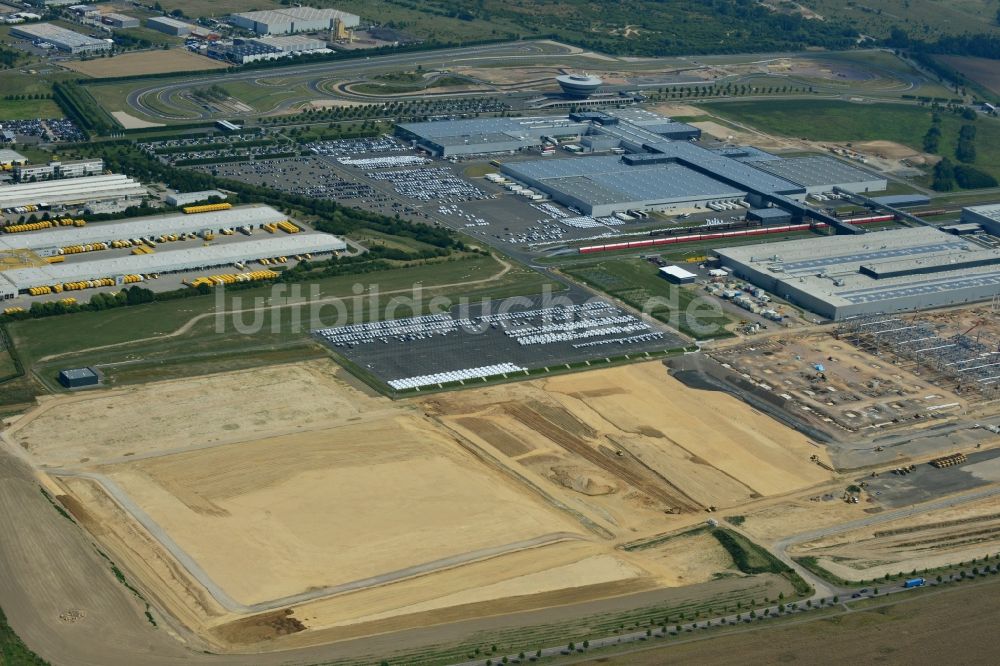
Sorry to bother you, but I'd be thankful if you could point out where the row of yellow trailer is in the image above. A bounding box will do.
[26,274,146,296]
[186,269,279,288]
[262,220,301,235]
[3,297,75,314]
[182,203,232,214]
[2,218,85,234]
[61,242,108,255]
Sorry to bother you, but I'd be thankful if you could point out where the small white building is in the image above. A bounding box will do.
[165,190,228,207]
[659,265,697,284]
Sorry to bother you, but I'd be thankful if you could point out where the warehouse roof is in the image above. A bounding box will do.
[60,367,97,380]
[103,13,137,22]
[0,174,147,209]
[871,194,931,208]
[503,156,743,207]
[0,206,286,252]
[641,139,804,196]
[147,16,192,28]
[716,227,1000,309]
[964,203,1000,223]
[232,7,360,26]
[601,107,700,137]
[250,35,325,50]
[711,146,782,163]
[10,22,107,48]
[749,207,792,219]
[399,116,587,142]
[0,233,345,291]
[659,265,697,280]
[0,149,28,164]
[165,190,227,206]
[748,155,885,188]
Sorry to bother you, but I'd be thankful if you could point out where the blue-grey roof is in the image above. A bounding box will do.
[397,117,587,141]
[503,156,743,206]
[776,240,970,276]
[711,146,782,163]
[60,367,97,380]
[871,194,930,207]
[749,155,885,188]
[749,208,792,219]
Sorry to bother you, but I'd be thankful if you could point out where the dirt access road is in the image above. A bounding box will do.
[0,441,790,666]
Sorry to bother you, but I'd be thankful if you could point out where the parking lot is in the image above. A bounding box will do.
[860,448,1000,508]
[187,134,779,257]
[140,132,294,166]
[0,118,85,143]
[314,288,685,389]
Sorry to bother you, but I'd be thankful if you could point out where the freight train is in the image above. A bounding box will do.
[577,214,895,254]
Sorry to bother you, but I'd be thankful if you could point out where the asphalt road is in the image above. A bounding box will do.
[447,484,1000,666]
[125,41,574,120]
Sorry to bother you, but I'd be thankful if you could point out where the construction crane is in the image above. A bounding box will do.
[955,319,988,342]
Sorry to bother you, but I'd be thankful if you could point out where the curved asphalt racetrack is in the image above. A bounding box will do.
[125,41,575,120]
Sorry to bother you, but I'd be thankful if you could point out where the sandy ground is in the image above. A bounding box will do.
[14,360,831,649]
[101,415,584,607]
[737,498,867,543]
[851,140,921,160]
[9,362,382,467]
[688,120,797,151]
[430,362,831,527]
[62,50,227,78]
[789,496,1000,580]
[648,103,706,118]
[714,332,967,437]
[111,111,165,129]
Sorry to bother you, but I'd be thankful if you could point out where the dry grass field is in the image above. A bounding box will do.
[62,50,228,78]
[588,577,1000,665]
[936,55,1000,96]
[6,359,833,649]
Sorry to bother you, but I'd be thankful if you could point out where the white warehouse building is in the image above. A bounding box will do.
[0,206,288,254]
[0,206,346,299]
[0,174,147,211]
[230,7,359,35]
[0,235,345,300]
[10,22,111,54]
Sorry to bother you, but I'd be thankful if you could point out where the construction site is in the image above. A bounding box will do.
[836,306,1000,404]
[787,492,1000,581]
[3,359,831,650]
[709,331,972,439]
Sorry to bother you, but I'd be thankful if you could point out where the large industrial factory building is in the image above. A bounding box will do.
[503,156,746,217]
[0,174,147,211]
[229,7,359,35]
[716,227,1000,320]
[10,23,111,54]
[0,206,346,300]
[962,203,1000,236]
[397,109,885,222]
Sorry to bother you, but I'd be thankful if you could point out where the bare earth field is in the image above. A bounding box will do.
[4,359,832,652]
[62,50,228,78]
[111,111,165,129]
[935,55,1000,96]
[789,495,1000,580]
[712,332,967,438]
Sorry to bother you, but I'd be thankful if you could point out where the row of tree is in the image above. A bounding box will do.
[932,158,998,191]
